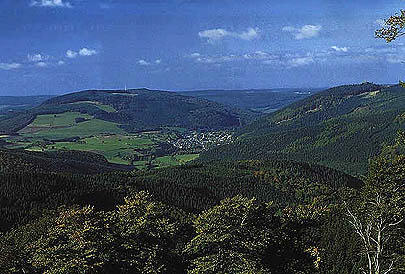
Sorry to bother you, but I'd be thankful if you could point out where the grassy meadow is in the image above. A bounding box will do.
[4,111,200,168]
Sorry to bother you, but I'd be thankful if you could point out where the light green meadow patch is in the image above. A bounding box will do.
[43,135,155,164]
[174,154,199,163]
[155,153,199,167]
[70,101,117,113]
[51,135,153,152]
[155,156,179,166]
[24,119,125,139]
[30,112,93,127]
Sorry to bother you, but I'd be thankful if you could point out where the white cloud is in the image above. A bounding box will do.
[0,63,21,70]
[28,53,47,62]
[36,62,48,67]
[238,28,260,40]
[66,50,78,58]
[66,48,97,59]
[138,60,150,66]
[288,56,315,67]
[189,51,281,65]
[282,25,322,40]
[79,48,97,56]
[196,55,240,64]
[30,0,72,8]
[198,27,259,42]
[58,60,65,65]
[331,46,349,52]
[155,59,162,64]
[199,29,228,41]
[243,51,275,60]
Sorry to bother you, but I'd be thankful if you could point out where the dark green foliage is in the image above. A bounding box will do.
[0,147,361,232]
[106,191,192,273]
[126,160,361,213]
[185,196,316,273]
[0,149,133,231]
[200,83,405,175]
[0,194,192,274]
[0,193,323,273]
[0,113,35,133]
[0,149,132,174]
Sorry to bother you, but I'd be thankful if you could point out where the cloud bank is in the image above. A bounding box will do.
[0,63,21,70]
[30,0,73,8]
[199,27,259,43]
[66,48,97,58]
[282,25,322,40]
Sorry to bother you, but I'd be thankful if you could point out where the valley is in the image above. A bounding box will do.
[1,2,405,273]
[1,110,232,169]
[0,89,254,169]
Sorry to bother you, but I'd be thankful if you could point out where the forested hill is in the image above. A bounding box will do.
[0,148,367,273]
[0,89,257,134]
[0,149,133,174]
[200,83,405,175]
[0,146,361,232]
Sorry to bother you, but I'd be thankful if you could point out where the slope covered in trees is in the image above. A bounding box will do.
[0,145,370,273]
[1,144,403,273]
[0,147,361,232]
[200,83,405,175]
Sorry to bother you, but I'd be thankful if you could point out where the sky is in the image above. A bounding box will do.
[0,0,404,96]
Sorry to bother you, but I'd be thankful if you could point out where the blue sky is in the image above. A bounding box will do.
[0,0,404,95]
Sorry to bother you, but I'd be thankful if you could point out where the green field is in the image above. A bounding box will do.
[44,135,153,163]
[21,133,199,167]
[2,111,203,168]
[155,154,199,167]
[69,101,117,113]
[19,112,124,139]
[6,112,198,168]
[30,112,93,127]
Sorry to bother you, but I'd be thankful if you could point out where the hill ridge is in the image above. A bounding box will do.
[200,82,405,175]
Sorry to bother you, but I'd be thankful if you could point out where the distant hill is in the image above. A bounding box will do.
[178,88,323,112]
[200,83,405,175]
[0,95,54,114]
[0,89,257,134]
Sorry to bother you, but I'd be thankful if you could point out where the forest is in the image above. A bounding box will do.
[0,131,404,273]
